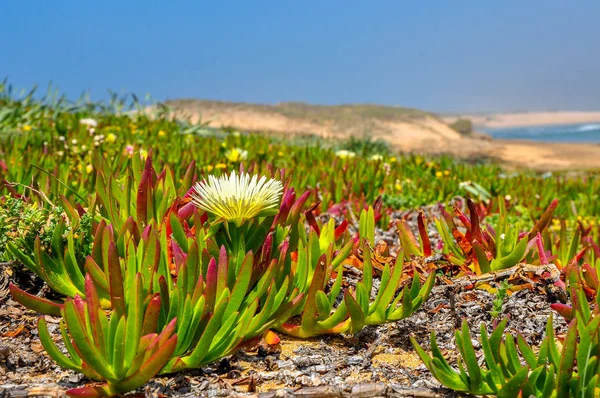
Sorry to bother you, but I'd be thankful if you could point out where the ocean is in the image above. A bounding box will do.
[483,123,600,143]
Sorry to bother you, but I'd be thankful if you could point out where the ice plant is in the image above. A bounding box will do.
[279,208,434,338]
[412,314,600,397]
[190,171,283,222]
[37,273,178,398]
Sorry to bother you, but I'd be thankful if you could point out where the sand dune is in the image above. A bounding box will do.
[164,100,600,171]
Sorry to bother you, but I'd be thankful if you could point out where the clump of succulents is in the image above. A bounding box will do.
[8,162,435,396]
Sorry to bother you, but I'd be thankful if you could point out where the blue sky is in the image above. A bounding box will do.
[2,1,600,112]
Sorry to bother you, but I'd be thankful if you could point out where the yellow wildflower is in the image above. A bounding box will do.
[106,133,117,144]
[435,171,443,178]
[22,125,32,132]
[86,164,93,174]
[205,165,214,172]
[158,130,166,137]
[225,148,248,162]
[443,170,450,176]
[215,163,227,170]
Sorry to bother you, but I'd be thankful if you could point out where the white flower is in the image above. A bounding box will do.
[191,172,283,221]
[335,149,356,159]
[500,233,506,240]
[370,154,383,161]
[79,118,98,128]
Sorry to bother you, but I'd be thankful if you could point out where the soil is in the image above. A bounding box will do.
[0,206,569,397]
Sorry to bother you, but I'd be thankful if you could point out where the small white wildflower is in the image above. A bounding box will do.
[335,149,356,159]
[191,171,283,221]
[504,195,512,201]
[370,154,383,161]
[383,162,391,174]
[500,233,506,240]
[58,136,65,142]
[79,118,98,128]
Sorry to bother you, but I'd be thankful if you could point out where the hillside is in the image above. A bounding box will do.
[164,100,464,152]
[163,99,600,171]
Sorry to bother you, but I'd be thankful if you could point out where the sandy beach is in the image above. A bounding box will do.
[444,111,600,129]
[416,137,600,171]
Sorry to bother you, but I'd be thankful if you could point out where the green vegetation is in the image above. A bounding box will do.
[490,279,510,319]
[1,82,600,397]
[449,117,474,135]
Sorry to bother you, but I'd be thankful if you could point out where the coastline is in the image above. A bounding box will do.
[401,137,600,172]
[162,101,600,171]
[443,111,600,129]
